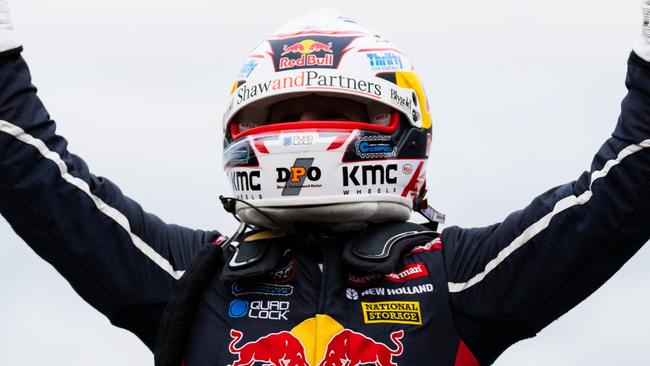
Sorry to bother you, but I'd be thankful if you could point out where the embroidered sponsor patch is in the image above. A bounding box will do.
[385,263,429,283]
[407,238,442,256]
[361,301,422,325]
[262,259,296,283]
[347,262,429,287]
[231,282,294,296]
[346,284,436,300]
[228,300,290,320]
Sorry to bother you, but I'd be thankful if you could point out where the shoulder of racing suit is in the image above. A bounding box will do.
[153,222,439,366]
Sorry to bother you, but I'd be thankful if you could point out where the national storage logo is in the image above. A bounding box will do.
[361,301,422,325]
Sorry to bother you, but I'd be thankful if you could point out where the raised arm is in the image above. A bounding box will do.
[441,3,650,364]
[0,2,217,349]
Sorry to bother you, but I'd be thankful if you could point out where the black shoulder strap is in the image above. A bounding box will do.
[154,230,288,366]
[219,230,287,282]
[154,243,224,366]
[343,221,439,274]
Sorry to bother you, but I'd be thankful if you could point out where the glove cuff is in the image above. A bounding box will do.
[0,1,21,54]
[634,1,650,62]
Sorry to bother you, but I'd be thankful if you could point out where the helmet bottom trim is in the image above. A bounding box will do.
[235,200,412,230]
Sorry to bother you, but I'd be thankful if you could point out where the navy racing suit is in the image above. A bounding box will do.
[1,45,649,366]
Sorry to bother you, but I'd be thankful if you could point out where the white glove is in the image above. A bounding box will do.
[634,0,650,62]
[0,0,20,53]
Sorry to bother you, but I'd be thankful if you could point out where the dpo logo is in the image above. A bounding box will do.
[277,158,322,196]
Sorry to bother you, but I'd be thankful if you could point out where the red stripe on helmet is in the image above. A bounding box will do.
[253,139,269,154]
[401,161,424,198]
[327,134,352,151]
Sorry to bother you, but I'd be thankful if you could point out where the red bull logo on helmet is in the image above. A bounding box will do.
[279,39,334,70]
[268,36,358,72]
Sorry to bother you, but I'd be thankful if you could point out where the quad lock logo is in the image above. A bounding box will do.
[283,134,314,147]
[228,299,290,320]
[277,158,322,196]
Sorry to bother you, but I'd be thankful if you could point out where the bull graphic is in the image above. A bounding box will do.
[317,329,404,366]
[229,329,310,366]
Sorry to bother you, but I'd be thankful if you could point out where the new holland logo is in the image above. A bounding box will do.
[361,301,422,325]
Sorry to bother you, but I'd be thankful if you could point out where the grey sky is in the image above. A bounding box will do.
[1,0,648,364]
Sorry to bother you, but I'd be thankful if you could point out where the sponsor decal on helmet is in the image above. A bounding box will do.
[390,89,415,110]
[354,135,396,159]
[238,59,258,78]
[365,52,404,71]
[234,70,382,107]
[228,300,291,320]
[269,36,358,72]
[224,142,258,168]
[346,283,436,300]
[342,164,398,194]
[283,134,314,147]
[277,158,323,196]
[361,301,422,325]
[231,171,262,191]
[230,170,263,200]
[231,282,294,297]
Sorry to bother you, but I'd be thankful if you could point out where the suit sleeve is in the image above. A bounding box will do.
[441,52,650,365]
[0,48,219,350]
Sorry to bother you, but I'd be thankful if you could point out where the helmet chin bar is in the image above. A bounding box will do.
[235,199,412,232]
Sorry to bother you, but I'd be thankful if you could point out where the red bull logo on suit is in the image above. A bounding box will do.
[228,316,406,366]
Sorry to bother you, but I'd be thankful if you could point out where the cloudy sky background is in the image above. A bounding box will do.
[1,0,649,364]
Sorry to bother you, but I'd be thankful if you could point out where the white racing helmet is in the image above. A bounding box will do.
[222,9,434,229]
